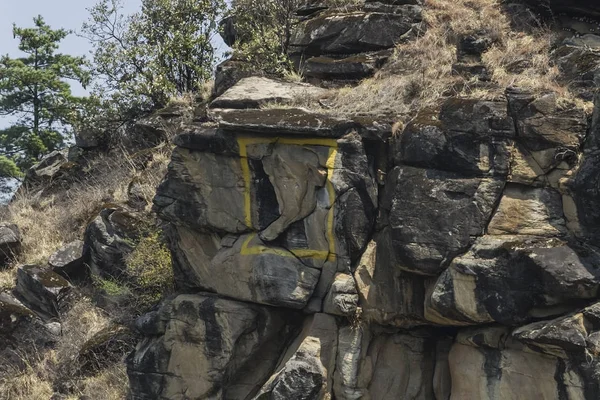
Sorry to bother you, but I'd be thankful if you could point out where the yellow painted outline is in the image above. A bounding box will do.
[237,136,338,261]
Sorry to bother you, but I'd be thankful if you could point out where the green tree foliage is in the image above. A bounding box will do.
[82,0,226,114]
[228,0,302,75]
[0,16,90,176]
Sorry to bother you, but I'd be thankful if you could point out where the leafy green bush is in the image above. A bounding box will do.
[228,0,301,75]
[82,0,225,118]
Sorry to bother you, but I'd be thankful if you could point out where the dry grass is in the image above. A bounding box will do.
[0,297,129,400]
[304,0,592,118]
[68,363,129,400]
[0,364,53,400]
[4,146,171,268]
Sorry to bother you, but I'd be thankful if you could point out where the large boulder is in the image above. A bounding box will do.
[83,207,144,278]
[303,51,392,81]
[210,77,325,109]
[520,0,600,19]
[571,85,600,239]
[487,185,566,236]
[289,5,422,57]
[48,240,88,281]
[127,294,301,400]
[506,88,586,174]
[384,166,504,276]
[397,98,515,176]
[426,236,600,326]
[14,265,72,320]
[0,292,35,334]
[254,314,338,399]
[213,59,255,98]
[448,341,591,399]
[0,223,21,266]
[24,150,68,184]
[353,230,428,328]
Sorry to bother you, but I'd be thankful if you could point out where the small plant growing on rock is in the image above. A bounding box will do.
[126,229,174,306]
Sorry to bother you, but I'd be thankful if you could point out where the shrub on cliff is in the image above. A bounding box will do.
[126,230,174,305]
[82,0,225,117]
[227,0,301,75]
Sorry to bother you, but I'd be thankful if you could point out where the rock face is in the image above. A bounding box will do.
[210,77,325,109]
[289,3,423,81]
[14,265,72,320]
[128,5,600,400]
[128,294,301,400]
[83,207,143,278]
[0,223,21,266]
[48,240,87,280]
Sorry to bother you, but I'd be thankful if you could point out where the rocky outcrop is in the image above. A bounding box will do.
[25,150,68,184]
[83,207,143,278]
[127,3,600,399]
[210,77,325,109]
[14,265,72,320]
[289,2,423,81]
[521,0,600,18]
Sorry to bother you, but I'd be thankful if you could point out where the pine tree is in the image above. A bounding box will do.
[0,16,90,177]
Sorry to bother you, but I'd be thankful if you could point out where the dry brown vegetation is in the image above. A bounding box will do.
[5,145,171,266]
[298,0,593,118]
[0,298,128,400]
[0,121,175,400]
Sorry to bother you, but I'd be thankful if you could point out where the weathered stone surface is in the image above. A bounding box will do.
[219,15,236,47]
[254,313,337,399]
[213,59,255,98]
[0,292,35,334]
[0,223,21,267]
[168,229,321,309]
[426,235,600,326]
[154,147,248,234]
[83,208,142,278]
[25,150,68,183]
[289,6,422,57]
[521,0,600,19]
[49,240,87,280]
[571,89,600,240]
[398,99,514,175]
[488,184,566,236]
[384,166,504,275]
[448,342,590,399]
[354,231,428,327]
[362,332,439,400]
[210,77,325,109]
[157,124,377,310]
[303,51,391,81]
[212,107,359,138]
[323,273,358,316]
[507,88,586,173]
[14,265,72,320]
[553,38,600,99]
[331,327,443,400]
[128,294,300,400]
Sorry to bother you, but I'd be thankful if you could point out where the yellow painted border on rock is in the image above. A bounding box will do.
[237,136,338,262]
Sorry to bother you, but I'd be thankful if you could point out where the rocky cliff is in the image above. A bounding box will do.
[122,0,600,399]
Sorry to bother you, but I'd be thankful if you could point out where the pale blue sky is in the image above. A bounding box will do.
[0,0,143,95]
